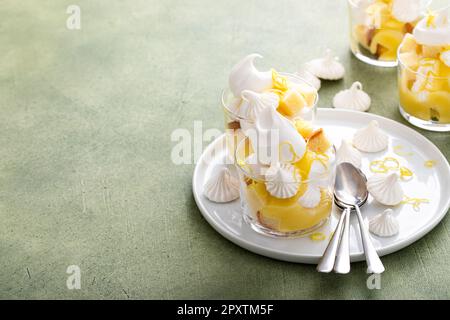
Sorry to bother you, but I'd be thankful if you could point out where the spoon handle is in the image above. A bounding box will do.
[334,207,350,274]
[354,205,385,274]
[317,207,349,273]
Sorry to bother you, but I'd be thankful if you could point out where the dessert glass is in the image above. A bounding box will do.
[398,42,450,132]
[221,73,319,161]
[235,137,336,238]
[348,0,430,67]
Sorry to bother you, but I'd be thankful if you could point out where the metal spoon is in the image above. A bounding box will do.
[334,163,385,274]
[317,162,365,273]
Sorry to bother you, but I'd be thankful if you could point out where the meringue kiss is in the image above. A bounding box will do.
[336,140,362,168]
[353,120,389,153]
[228,54,273,97]
[333,81,371,112]
[265,163,301,199]
[305,49,345,80]
[367,173,404,206]
[369,209,400,237]
[204,167,240,203]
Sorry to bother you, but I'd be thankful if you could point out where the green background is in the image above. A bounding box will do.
[1,0,449,299]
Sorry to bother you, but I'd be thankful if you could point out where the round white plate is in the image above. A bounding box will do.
[192,109,450,264]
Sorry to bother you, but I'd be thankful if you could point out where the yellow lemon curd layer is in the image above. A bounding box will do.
[399,36,450,123]
[243,147,332,233]
[245,181,332,233]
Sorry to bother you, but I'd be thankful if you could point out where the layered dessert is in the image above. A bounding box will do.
[235,106,335,237]
[398,8,450,129]
[222,54,318,156]
[349,0,428,66]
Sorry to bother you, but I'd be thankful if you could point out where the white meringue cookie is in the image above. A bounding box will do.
[295,68,321,90]
[369,209,400,237]
[353,120,389,153]
[204,167,240,203]
[265,163,301,199]
[332,82,371,112]
[392,0,421,23]
[367,173,404,206]
[336,140,362,169]
[413,8,450,46]
[228,54,273,97]
[239,90,279,121]
[249,106,306,165]
[305,49,345,80]
[298,160,327,208]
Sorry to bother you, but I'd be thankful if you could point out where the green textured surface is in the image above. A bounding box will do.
[1,0,449,299]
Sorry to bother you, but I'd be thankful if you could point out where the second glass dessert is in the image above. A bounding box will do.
[348,0,431,67]
[398,8,450,131]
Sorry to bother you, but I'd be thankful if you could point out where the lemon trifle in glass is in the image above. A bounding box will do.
[235,105,335,237]
[398,8,450,131]
[222,54,319,159]
[349,0,431,67]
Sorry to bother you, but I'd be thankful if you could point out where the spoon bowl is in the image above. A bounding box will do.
[334,162,368,207]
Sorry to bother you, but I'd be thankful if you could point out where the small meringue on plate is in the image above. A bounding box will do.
[369,209,400,237]
[336,140,362,168]
[367,173,404,206]
[305,49,345,80]
[295,68,321,90]
[353,120,389,153]
[265,163,301,199]
[204,166,240,203]
[333,81,371,112]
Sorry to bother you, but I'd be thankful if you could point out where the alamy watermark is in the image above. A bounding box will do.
[66,265,81,290]
[66,5,81,30]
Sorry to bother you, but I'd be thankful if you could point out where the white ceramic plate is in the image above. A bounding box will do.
[192,109,450,264]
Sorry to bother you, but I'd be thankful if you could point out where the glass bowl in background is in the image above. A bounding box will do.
[235,137,336,238]
[348,0,431,67]
[398,43,450,132]
[221,72,318,161]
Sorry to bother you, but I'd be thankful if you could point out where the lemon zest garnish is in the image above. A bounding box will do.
[382,157,400,170]
[399,166,413,181]
[370,160,389,173]
[279,140,301,163]
[370,157,414,180]
[401,196,430,212]
[426,10,436,28]
[393,145,414,157]
[424,160,436,168]
[272,70,289,92]
[310,232,327,241]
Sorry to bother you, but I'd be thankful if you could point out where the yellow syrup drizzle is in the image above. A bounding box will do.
[393,145,414,157]
[401,196,430,212]
[424,160,436,168]
[310,232,327,241]
[369,157,414,180]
